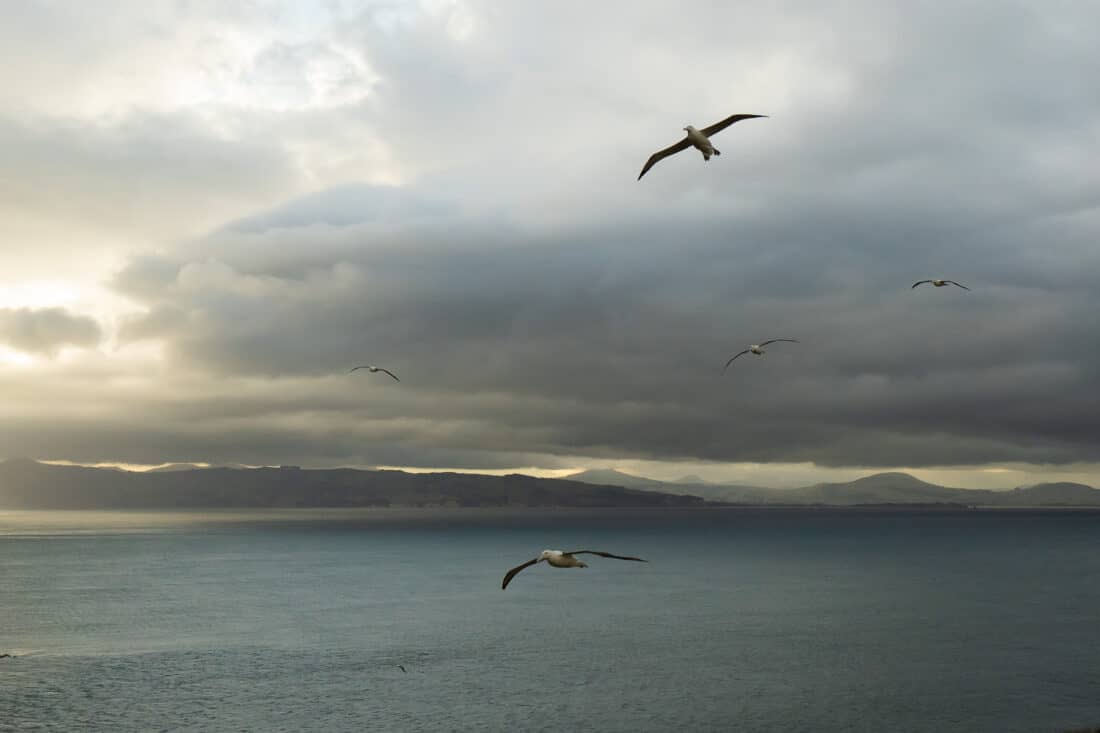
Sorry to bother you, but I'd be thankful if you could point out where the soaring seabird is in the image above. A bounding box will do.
[912,279,970,291]
[637,113,767,180]
[349,365,400,381]
[397,665,407,674]
[723,339,799,373]
[501,549,647,590]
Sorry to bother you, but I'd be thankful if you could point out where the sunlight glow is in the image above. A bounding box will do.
[0,282,80,310]
[0,347,36,367]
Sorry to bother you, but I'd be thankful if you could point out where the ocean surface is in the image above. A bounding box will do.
[1,508,1098,732]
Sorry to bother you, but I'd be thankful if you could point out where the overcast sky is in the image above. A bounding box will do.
[2,1,1099,488]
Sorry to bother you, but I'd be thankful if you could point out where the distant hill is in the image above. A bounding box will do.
[1000,482,1100,506]
[567,468,1100,507]
[565,469,667,491]
[782,472,997,505]
[0,459,705,510]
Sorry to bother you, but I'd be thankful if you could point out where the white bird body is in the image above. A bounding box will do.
[749,344,764,355]
[540,549,587,568]
[683,125,717,160]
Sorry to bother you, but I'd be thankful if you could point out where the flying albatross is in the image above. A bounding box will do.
[912,279,970,291]
[349,365,400,381]
[723,339,799,373]
[501,549,647,590]
[637,113,767,180]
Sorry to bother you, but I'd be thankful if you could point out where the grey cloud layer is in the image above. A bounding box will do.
[4,1,1100,469]
[0,308,101,355]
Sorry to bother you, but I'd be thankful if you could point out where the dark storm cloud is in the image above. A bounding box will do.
[0,307,101,355]
[110,171,1100,469]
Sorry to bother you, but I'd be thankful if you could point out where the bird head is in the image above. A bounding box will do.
[537,550,554,562]
[683,125,694,132]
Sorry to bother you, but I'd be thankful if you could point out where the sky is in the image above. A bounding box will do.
[2,0,1099,489]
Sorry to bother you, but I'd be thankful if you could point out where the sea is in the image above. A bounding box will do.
[1,507,1098,732]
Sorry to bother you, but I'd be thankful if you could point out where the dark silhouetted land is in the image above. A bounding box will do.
[0,459,704,510]
[566,469,1100,507]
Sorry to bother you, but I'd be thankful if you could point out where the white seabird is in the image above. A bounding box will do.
[912,279,970,291]
[349,365,400,382]
[501,549,647,590]
[637,113,767,180]
[723,339,799,373]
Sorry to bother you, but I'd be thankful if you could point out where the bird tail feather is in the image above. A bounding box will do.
[713,148,721,156]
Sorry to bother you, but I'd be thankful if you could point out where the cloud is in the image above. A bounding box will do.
[0,307,101,356]
[2,1,1100,478]
[0,114,300,238]
[106,172,1100,469]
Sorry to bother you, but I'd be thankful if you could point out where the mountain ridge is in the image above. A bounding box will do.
[0,459,705,510]
[564,469,1100,506]
[3,460,1097,509]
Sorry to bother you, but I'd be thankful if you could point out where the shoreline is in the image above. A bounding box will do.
[3,504,1100,525]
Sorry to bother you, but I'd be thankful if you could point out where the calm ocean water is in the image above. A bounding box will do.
[1,508,1098,732]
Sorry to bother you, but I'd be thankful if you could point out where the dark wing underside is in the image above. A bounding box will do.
[758,339,798,347]
[722,350,751,373]
[566,550,648,562]
[501,558,539,590]
[911,280,932,289]
[378,368,401,381]
[945,280,970,290]
[637,137,692,180]
[700,113,767,138]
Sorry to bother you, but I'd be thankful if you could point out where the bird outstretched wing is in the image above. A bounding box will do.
[637,137,692,180]
[501,558,540,590]
[722,350,751,373]
[759,339,798,347]
[566,550,647,562]
[945,280,970,290]
[700,113,767,138]
[911,280,932,289]
[377,368,400,382]
[349,365,370,372]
